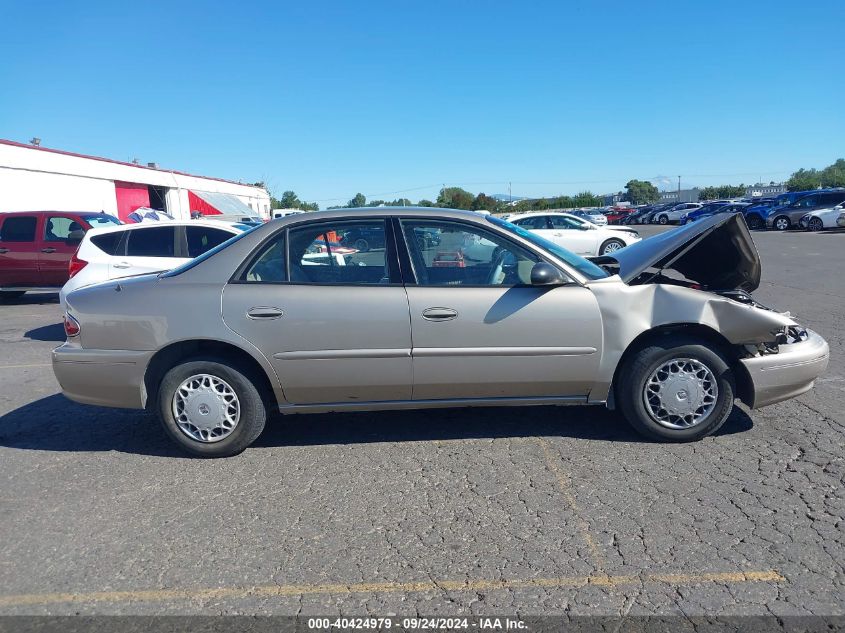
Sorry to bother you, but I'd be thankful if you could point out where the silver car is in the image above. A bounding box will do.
[54,208,829,457]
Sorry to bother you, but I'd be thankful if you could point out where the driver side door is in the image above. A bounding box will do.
[399,219,603,400]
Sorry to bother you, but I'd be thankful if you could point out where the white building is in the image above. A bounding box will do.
[0,139,271,222]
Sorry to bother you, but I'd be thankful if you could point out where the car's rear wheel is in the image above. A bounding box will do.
[158,358,266,457]
[0,291,26,301]
[354,238,370,252]
[773,215,790,231]
[657,215,668,225]
[599,238,626,255]
[617,336,735,442]
[808,217,824,232]
[746,214,763,230]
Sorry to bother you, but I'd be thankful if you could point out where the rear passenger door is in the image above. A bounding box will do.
[110,225,183,278]
[184,225,237,258]
[39,214,87,286]
[0,215,40,287]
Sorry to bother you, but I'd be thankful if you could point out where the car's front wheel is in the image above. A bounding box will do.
[599,238,626,255]
[773,215,790,231]
[657,215,668,225]
[617,336,735,442]
[808,217,824,232]
[158,358,267,457]
[745,214,763,230]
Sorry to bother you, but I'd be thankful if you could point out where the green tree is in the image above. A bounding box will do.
[787,168,822,191]
[417,199,435,207]
[471,192,499,212]
[623,180,660,205]
[820,159,845,188]
[278,190,302,208]
[572,191,603,207]
[347,193,367,208]
[387,198,413,206]
[436,187,474,210]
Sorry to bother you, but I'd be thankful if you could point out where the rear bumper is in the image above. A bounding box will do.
[739,329,829,409]
[52,344,153,409]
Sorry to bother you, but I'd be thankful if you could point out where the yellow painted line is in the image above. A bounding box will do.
[535,437,605,570]
[0,571,784,607]
[0,363,52,369]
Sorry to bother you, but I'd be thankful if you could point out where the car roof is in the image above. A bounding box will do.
[82,219,243,237]
[503,211,579,219]
[0,210,115,217]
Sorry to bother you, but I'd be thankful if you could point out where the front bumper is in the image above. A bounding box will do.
[739,329,829,409]
[52,344,153,409]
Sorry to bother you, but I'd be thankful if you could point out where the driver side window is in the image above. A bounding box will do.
[400,220,538,287]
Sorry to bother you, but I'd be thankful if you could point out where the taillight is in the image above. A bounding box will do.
[68,253,88,279]
[63,314,81,338]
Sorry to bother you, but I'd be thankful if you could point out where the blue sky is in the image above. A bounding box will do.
[1,0,843,205]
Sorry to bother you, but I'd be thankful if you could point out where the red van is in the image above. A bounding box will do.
[0,211,121,300]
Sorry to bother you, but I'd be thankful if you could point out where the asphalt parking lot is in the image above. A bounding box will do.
[0,225,842,616]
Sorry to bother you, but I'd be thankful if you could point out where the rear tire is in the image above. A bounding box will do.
[808,217,824,232]
[354,238,370,252]
[616,336,735,442]
[773,215,790,231]
[157,358,267,457]
[746,214,763,230]
[0,291,26,301]
[657,215,668,225]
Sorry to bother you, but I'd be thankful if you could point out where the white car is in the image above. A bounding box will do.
[799,204,845,231]
[505,212,641,255]
[60,220,245,308]
[653,203,702,225]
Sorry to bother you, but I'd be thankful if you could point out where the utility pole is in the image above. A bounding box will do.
[678,175,681,201]
[509,182,512,204]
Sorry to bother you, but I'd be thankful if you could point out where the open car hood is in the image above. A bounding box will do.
[593,213,761,292]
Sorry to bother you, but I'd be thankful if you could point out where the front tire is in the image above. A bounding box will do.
[773,215,790,231]
[158,358,267,457]
[616,336,735,442]
[354,238,370,252]
[657,214,668,225]
[808,217,824,232]
[599,238,626,255]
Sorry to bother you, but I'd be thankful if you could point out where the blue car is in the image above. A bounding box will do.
[743,191,815,230]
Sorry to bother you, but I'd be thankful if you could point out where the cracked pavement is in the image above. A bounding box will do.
[0,226,842,615]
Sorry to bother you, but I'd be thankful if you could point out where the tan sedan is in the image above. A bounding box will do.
[54,208,829,457]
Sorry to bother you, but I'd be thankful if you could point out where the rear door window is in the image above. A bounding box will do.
[90,231,123,255]
[125,226,177,257]
[186,226,236,258]
[0,216,37,242]
[43,216,82,242]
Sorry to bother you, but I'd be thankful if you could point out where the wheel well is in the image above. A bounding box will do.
[144,340,277,411]
[609,323,753,407]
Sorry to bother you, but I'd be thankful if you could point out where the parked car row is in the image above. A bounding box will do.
[620,188,845,232]
[0,210,252,302]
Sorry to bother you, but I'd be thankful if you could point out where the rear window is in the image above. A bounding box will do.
[0,216,37,242]
[186,226,236,258]
[125,226,176,257]
[90,232,123,255]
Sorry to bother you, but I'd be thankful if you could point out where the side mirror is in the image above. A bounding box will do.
[530,262,565,286]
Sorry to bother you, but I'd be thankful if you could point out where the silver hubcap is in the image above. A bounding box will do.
[602,241,623,254]
[643,358,718,430]
[172,374,240,443]
[776,218,788,230]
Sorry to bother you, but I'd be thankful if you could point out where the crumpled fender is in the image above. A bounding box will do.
[585,277,796,403]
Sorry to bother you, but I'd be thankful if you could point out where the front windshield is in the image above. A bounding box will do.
[486,215,608,280]
[161,226,258,278]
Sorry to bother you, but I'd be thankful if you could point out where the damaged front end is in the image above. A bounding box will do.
[586,213,829,409]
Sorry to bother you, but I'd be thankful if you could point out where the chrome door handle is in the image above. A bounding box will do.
[247,306,284,320]
[422,307,458,321]
[113,262,131,269]
[41,247,56,253]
